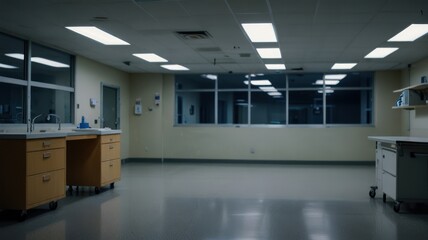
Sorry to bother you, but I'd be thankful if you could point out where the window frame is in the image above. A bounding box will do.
[174,73,374,128]
[0,32,75,128]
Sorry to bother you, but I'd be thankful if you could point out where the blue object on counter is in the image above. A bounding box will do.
[79,116,90,129]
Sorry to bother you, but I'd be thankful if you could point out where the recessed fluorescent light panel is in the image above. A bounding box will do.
[245,73,265,79]
[244,80,272,86]
[31,57,69,68]
[5,53,24,60]
[365,47,398,58]
[265,64,286,70]
[268,92,282,96]
[331,63,356,70]
[318,87,334,94]
[324,74,347,80]
[161,64,189,71]
[259,86,277,92]
[133,53,168,62]
[201,74,217,80]
[241,23,277,43]
[66,26,130,45]
[5,53,68,68]
[388,24,428,42]
[315,80,340,85]
[256,48,281,59]
[0,63,18,69]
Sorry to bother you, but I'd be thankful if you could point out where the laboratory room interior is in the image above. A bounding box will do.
[1,0,428,239]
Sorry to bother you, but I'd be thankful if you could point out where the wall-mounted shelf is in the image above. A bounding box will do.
[393,83,428,110]
[393,83,428,93]
[392,105,427,110]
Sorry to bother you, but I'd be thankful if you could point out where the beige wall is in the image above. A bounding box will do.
[129,71,402,161]
[404,57,428,137]
[75,56,130,159]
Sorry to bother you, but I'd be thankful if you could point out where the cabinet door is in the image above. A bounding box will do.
[101,159,121,184]
[26,169,65,207]
[26,148,66,175]
[382,148,397,176]
[101,135,120,144]
[27,138,65,151]
[382,172,397,200]
[101,142,120,161]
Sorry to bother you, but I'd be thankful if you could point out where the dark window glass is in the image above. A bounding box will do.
[326,90,373,124]
[175,74,215,90]
[251,91,286,124]
[218,74,248,89]
[0,82,26,123]
[288,73,324,88]
[176,92,214,124]
[333,72,373,88]
[0,33,25,80]
[31,87,73,123]
[31,43,72,86]
[249,73,286,90]
[289,91,323,124]
[218,91,248,124]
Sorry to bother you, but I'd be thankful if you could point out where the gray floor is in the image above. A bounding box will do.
[1,162,428,240]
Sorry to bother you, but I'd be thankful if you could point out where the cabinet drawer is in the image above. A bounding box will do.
[27,148,65,175]
[100,134,120,144]
[382,172,397,200]
[101,142,120,161]
[101,159,121,184]
[26,169,65,206]
[27,138,65,152]
[382,148,397,176]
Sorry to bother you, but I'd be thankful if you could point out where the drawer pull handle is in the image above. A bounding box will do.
[42,175,51,182]
[110,138,113,142]
[110,163,114,167]
[43,152,51,159]
[43,141,51,147]
[109,145,114,149]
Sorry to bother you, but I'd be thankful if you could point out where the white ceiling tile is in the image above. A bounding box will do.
[1,0,427,73]
[226,0,269,14]
[179,0,230,15]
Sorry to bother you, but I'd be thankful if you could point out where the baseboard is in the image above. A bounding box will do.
[122,158,374,166]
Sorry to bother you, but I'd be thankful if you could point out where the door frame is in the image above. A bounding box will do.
[100,82,120,129]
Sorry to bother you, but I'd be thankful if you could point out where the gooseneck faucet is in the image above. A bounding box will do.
[30,114,43,133]
[47,114,62,131]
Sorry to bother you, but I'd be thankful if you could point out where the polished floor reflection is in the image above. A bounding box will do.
[1,162,428,240]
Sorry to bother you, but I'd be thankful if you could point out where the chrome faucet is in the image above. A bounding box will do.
[30,114,43,133]
[47,114,62,131]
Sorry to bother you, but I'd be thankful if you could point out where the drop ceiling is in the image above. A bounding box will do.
[0,0,428,74]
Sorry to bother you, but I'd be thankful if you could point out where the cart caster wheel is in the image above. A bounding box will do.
[383,193,386,203]
[369,189,376,198]
[49,201,58,210]
[19,211,28,222]
[393,202,401,213]
[95,187,100,194]
[110,182,115,189]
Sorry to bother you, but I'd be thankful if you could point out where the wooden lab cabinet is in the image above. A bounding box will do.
[0,137,66,219]
[66,134,121,193]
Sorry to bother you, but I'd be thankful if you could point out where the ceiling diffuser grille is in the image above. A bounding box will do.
[175,31,213,40]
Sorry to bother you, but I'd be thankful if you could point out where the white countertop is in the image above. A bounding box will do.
[0,128,122,139]
[368,136,428,144]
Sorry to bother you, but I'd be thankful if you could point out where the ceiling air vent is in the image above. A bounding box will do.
[196,47,221,52]
[239,53,251,58]
[175,31,212,40]
[291,67,304,71]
